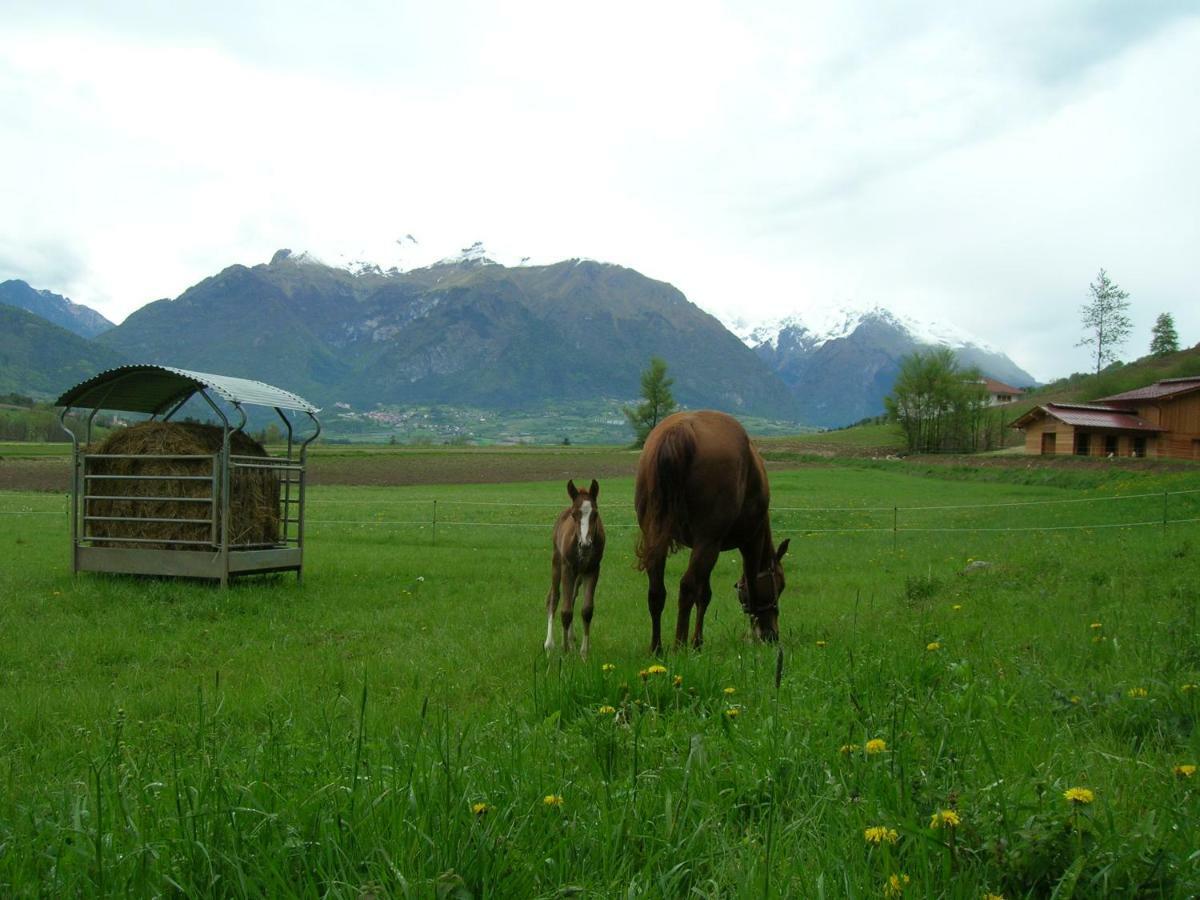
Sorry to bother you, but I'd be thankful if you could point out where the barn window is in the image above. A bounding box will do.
[1104,434,1118,456]
[1074,433,1091,456]
[1132,436,1146,458]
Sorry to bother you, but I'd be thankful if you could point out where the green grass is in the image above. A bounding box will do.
[1,463,1199,897]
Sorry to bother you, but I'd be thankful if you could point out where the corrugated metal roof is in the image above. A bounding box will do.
[55,364,320,414]
[1100,376,1200,403]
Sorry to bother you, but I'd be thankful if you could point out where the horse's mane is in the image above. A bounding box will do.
[634,419,695,571]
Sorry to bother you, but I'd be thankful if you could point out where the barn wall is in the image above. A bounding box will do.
[1157,393,1200,460]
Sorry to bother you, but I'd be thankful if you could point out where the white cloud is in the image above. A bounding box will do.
[1,2,1197,383]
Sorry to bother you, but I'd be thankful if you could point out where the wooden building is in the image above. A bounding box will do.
[1011,376,1200,460]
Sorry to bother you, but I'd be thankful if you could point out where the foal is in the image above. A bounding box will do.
[545,479,605,656]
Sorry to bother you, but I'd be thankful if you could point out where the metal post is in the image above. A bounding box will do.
[893,506,898,551]
[1163,491,1168,531]
[432,500,438,546]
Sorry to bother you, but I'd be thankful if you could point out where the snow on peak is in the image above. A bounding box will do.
[726,303,997,354]
[435,241,498,267]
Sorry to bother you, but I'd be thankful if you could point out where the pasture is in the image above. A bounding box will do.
[1,456,1199,897]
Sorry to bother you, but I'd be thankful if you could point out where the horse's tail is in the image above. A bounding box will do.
[635,420,695,571]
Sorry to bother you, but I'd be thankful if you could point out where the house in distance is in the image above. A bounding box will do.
[1011,376,1200,460]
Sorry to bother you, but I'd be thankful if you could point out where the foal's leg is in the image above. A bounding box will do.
[677,544,719,649]
[544,550,562,651]
[560,566,578,652]
[689,547,720,649]
[646,556,668,655]
[579,570,599,658]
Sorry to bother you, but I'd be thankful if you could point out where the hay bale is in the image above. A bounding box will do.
[86,421,280,550]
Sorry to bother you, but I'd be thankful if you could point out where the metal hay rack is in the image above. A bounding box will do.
[56,364,322,586]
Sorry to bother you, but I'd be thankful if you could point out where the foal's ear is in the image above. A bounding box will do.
[567,479,579,500]
[589,479,599,500]
[775,538,790,562]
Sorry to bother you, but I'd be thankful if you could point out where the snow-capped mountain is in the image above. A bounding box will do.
[726,305,1036,427]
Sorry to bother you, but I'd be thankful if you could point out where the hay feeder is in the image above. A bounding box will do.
[56,365,321,586]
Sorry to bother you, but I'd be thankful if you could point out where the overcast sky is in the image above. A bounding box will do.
[2,2,1197,382]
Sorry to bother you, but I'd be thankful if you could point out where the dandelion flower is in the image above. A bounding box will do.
[926,642,941,652]
[723,686,737,695]
[864,826,899,845]
[815,640,827,648]
[725,707,740,719]
[951,604,962,611]
[638,669,649,680]
[1181,683,1198,694]
[673,675,683,687]
[839,743,860,755]
[1063,787,1094,805]
[1127,687,1148,699]
[601,663,616,673]
[865,738,887,754]
[1089,622,1103,630]
[598,705,616,715]
[1070,696,1082,704]
[471,802,491,816]
[929,809,961,829]
[983,894,1006,900]
[1174,764,1196,778]
[884,873,911,897]
[543,794,564,807]
[647,664,668,675]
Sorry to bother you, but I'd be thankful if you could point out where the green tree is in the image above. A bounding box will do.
[624,356,677,447]
[1076,268,1132,373]
[1149,312,1179,356]
[884,348,1001,453]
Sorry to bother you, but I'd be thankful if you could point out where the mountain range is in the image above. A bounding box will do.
[2,250,1036,431]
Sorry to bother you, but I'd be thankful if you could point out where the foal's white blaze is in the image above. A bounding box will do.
[578,500,593,547]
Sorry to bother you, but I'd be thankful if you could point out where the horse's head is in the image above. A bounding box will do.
[735,538,790,642]
[566,479,600,550]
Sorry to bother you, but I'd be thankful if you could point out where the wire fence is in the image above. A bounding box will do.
[7,489,1198,542]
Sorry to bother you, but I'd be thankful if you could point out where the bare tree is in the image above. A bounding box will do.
[1076,268,1132,373]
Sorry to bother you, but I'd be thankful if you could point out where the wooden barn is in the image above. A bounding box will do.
[1011,376,1200,460]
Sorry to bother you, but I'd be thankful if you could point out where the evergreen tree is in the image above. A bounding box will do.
[1149,312,1179,356]
[624,356,677,447]
[1076,268,1132,373]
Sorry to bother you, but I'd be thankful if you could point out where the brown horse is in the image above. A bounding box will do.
[635,410,789,653]
[545,479,605,656]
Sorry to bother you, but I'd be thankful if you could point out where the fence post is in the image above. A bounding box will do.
[893,506,898,551]
[433,499,438,546]
[1163,491,1168,531]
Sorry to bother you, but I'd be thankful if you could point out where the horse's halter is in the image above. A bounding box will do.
[737,566,780,617]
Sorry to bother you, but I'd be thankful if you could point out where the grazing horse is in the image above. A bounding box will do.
[635,410,789,653]
[545,479,605,656]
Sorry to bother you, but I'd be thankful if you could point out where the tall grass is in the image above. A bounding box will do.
[1,464,1198,896]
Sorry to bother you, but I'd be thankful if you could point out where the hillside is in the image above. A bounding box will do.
[0,305,127,399]
[99,251,803,420]
[0,279,115,338]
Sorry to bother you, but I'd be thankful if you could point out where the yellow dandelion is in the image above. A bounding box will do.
[597,705,616,715]
[725,707,740,719]
[865,738,887,754]
[884,873,911,897]
[815,640,827,648]
[951,604,962,611]
[1063,787,1094,804]
[1174,764,1196,778]
[723,686,737,695]
[543,794,564,807]
[929,809,961,829]
[673,675,683,687]
[1070,696,1082,704]
[983,894,1006,900]
[1089,622,1103,630]
[926,641,941,652]
[864,826,899,845]
[1091,635,1105,644]
[1127,687,1148,699]
[647,664,667,675]
[1181,683,1198,694]
[471,802,491,816]
[638,669,649,680]
[839,743,860,755]
[601,663,616,673]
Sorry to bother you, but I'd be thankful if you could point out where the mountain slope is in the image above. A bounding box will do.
[99,252,803,420]
[0,279,115,338]
[0,305,128,399]
[735,306,1037,427]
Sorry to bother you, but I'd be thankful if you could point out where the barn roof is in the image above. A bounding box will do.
[1099,375,1200,403]
[55,364,320,415]
[1010,402,1164,432]
[982,377,1024,395]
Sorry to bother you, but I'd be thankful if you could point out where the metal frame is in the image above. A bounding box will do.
[57,365,321,587]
